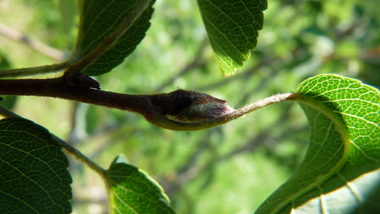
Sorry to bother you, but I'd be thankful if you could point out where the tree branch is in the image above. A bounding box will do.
[0,77,296,131]
[0,77,150,114]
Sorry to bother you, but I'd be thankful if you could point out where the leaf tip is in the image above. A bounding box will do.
[111,154,129,165]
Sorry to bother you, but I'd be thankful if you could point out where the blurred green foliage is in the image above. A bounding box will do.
[0,0,379,213]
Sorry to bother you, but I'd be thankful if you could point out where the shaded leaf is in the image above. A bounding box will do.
[108,154,175,214]
[197,0,267,76]
[71,0,155,76]
[0,117,72,214]
[256,74,380,213]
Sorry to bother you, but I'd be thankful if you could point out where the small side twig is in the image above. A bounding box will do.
[53,136,109,183]
[0,61,70,78]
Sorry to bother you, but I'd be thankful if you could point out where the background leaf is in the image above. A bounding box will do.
[108,154,175,214]
[256,74,380,213]
[0,117,72,214]
[71,0,155,76]
[197,0,267,76]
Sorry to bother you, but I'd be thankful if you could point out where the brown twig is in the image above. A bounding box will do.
[0,77,296,131]
[0,77,149,114]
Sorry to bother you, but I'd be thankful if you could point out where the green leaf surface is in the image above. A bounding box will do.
[108,154,175,214]
[197,0,267,76]
[71,0,155,76]
[0,117,72,214]
[256,74,380,214]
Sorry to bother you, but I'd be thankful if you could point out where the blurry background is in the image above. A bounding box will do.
[0,0,379,213]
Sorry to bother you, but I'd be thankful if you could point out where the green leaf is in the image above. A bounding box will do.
[197,0,267,76]
[256,74,380,213]
[108,154,175,214]
[0,117,72,214]
[71,0,155,76]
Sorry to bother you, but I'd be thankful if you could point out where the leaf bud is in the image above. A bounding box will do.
[166,89,234,123]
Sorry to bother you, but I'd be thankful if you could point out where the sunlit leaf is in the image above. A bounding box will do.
[108,154,175,214]
[71,0,155,76]
[197,0,267,76]
[0,118,72,214]
[256,74,380,213]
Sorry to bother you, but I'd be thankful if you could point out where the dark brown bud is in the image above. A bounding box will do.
[166,89,234,123]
